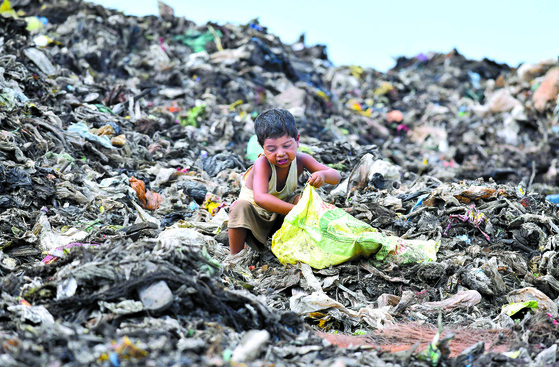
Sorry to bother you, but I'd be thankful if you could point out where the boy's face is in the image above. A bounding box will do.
[262,134,299,168]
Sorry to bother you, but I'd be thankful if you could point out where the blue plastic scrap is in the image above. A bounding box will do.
[546,194,559,205]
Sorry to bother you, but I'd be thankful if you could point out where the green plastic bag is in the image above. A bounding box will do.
[246,134,264,162]
[502,301,538,317]
[272,185,439,269]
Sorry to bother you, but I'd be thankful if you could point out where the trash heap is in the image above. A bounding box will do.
[1,0,559,365]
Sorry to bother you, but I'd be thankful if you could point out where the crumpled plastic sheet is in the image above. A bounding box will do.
[67,122,114,149]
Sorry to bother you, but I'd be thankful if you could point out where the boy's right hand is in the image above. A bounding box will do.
[307,171,325,188]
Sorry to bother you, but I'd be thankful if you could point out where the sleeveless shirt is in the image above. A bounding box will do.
[237,157,298,218]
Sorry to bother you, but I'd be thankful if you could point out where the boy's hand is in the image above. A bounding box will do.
[308,171,325,188]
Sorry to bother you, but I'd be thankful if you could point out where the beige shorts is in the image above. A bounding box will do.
[228,193,299,252]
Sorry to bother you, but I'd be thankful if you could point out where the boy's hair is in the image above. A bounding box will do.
[254,108,298,146]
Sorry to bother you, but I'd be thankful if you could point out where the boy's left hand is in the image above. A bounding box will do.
[308,171,325,188]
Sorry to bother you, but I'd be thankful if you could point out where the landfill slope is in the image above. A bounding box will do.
[1,0,559,366]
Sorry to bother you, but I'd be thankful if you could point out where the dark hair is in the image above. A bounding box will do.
[254,108,298,146]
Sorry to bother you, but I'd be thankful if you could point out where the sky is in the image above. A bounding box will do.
[90,0,558,72]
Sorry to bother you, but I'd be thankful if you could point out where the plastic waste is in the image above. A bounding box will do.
[34,213,90,253]
[533,67,559,112]
[272,184,439,269]
[179,104,206,127]
[445,204,490,242]
[180,181,208,203]
[385,110,403,123]
[67,122,114,149]
[534,345,557,366]
[156,225,222,257]
[231,330,270,363]
[129,176,162,210]
[506,287,558,317]
[42,242,99,264]
[25,16,44,32]
[289,291,394,329]
[486,88,522,113]
[99,300,144,315]
[174,29,222,53]
[56,277,78,299]
[23,47,57,75]
[0,0,15,15]
[501,301,538,318]
[138,280,174,312]
[201,193,224,216]
[8,303,55,326]
[347,154,402,193]
[246,134,264,162]
[410,290,482,313]
[546,194,559,204]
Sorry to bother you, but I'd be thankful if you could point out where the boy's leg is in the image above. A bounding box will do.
[228,227,247,254]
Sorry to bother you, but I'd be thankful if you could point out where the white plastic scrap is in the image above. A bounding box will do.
[56,277,78,299]
[231,329,270,363]
[8,304,55,325]
[36,213,89,253]
[290,291,395,329]
[132,201,160,228]
[99,300,144,315]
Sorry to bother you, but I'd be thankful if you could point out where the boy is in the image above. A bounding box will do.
[228,108,341,254]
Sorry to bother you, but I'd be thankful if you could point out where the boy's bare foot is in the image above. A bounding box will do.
[222,248,248,270]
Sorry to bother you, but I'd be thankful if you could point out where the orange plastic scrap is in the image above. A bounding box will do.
[386,110,404,123]
[111,336,148,359]
[533,67,559,112]
[423,183,510,207]
[456,186,498,203]
[129,176,162,210]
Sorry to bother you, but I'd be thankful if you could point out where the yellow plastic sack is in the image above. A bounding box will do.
[272,185,439,269]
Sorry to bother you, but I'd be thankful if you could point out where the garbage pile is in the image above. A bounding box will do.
[1,0,559,365]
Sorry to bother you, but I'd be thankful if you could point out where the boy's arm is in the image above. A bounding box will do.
[298,153,341,188]
[252,156,295,215]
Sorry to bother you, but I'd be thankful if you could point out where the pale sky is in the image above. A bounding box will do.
[90,0,558,72]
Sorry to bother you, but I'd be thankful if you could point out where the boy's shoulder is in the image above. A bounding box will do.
[253,155,272,174]
[296,152,318,163]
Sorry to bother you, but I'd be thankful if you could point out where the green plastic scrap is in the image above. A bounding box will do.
[198,247,221,276]
[420,342,442,367]
[11,226,21,236]
[174,29,222,53]
[94,104,114,114]
[222,348,232,362]
[327,162,348,171]
[0,88,29,110]
[25,16,43,32]
[245,134,263,162]
[418,311,453,367]
[298,145,314,155]
[0,241,11,250]
[180,104,206,127]
[503,350,522,359]
[502,300,538,317]
[0,0,16,16]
